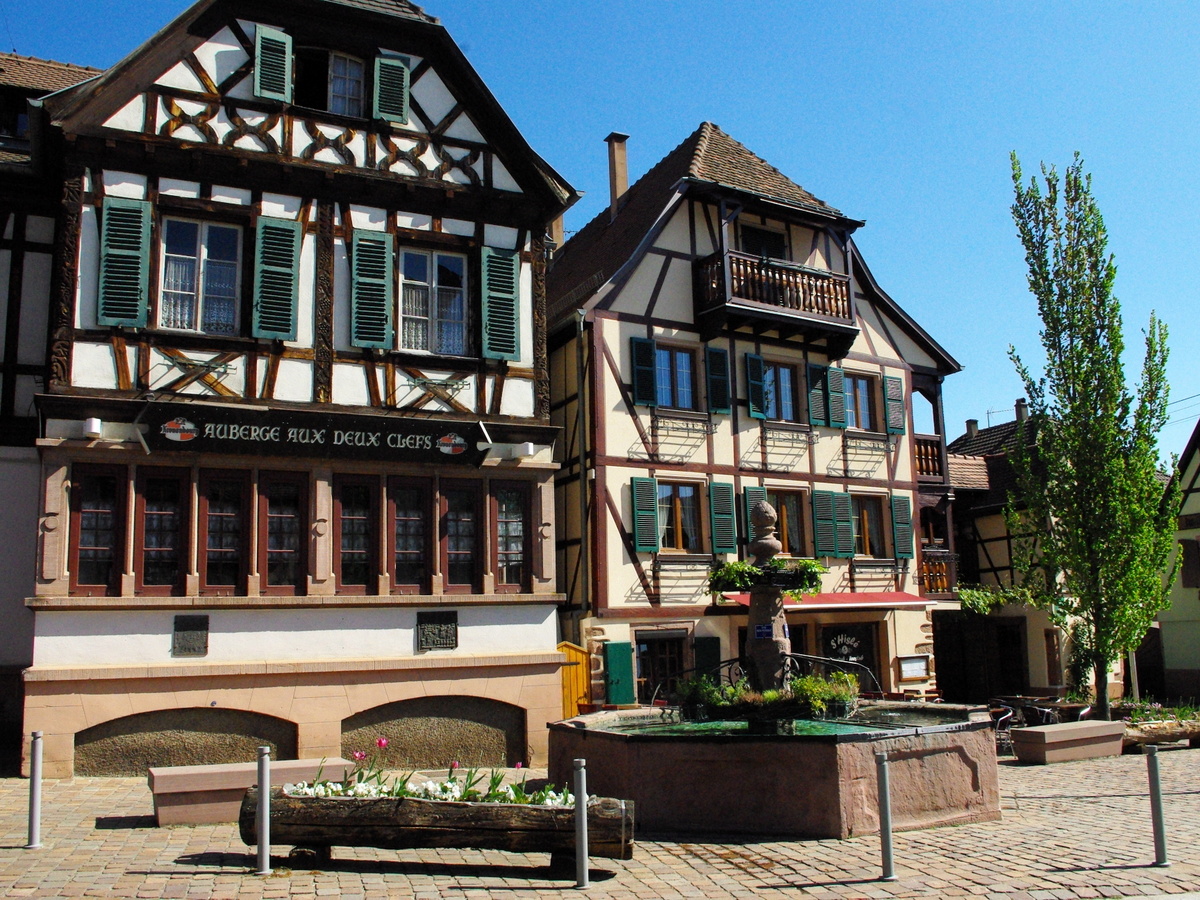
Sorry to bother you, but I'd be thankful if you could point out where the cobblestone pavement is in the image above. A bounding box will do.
[1,749,1199,899]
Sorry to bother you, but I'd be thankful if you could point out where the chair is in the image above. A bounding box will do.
[1022,704,1059,726]
[1072,705,1092,721]
[991,705,1014,754]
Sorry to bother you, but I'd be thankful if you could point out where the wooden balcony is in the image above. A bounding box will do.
[918,548,958,596]
[695,250,857,351]
[915,434,947,482]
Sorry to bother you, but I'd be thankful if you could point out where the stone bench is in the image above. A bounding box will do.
[148,758,351,825]
[1011,720,1125,764]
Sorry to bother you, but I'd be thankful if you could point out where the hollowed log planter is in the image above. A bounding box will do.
[239,788,635,861]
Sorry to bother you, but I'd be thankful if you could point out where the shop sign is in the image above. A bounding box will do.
[143,404,487,465]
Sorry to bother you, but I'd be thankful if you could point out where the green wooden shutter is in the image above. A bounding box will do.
[891,495,914,559]
[705,346,731,414]
[254,25,292,102]
[807,364,828,426]
[812,490,838,556]
[482,247,520,360]
[833,492,855,558]
[884,375,906,434]
[631,477,660,553]
[630,337,658,407]
[709,482,737,554]
[746,353,767,420]
[373,56,410,124]
[743,485,767,544]
[603,641,636,706]
[693,635,722,679]
[350,232,394,349]
[827,367,847,429]
[252,217,302,341]
[98,197,151,327]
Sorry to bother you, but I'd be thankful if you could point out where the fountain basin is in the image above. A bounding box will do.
[547,703,1000,839]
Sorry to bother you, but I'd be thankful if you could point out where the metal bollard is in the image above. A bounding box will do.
[876,752,897,881]
[256,746,271,876]
[574,758,589,889]
[1146,745,1170,867]
[26,732,43,850]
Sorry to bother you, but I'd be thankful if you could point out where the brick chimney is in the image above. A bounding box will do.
[605,132,630,223]
[1015,398,1029,422]
[966,419,979,438]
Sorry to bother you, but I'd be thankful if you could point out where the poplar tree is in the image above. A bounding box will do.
[1007,152,1179,720]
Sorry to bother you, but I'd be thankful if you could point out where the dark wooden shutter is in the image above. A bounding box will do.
[807,364,828,426]
[743,485,767,544]
[98,197,151,327]
[693,635,722,679]
[631,477,660,552]
[1182,538,1200,588]
[884,375,906,434]
[709,482,737,554]
[630,337,658,407]
[373,56,410,123]
[891,495,914,559]
[482,247,520,360]
[812,490,837,556]
[252,217,302,341]
[602,641,636,705]
[254,25,292,102]
[827,367,847,428]
[745,353,766,420]
[833,492,855,557]
[350,232,393,349]
[705,347,731,414]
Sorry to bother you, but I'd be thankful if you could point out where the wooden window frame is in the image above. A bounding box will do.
[657,481,704,553]
[766,489,809,557]
[68,464,128,597]
[852,494,888,559]
[257,471,309,596]
[334,474,378,595]
[397,247,470,357]
[654,344,697,411]
[198,469,250,597]
[762,361,802,423]
[844,372,878,432]
[491,480,532,593]
[440,480,482,593]
[387,477,432,594]
[327,51,366,118]
[157,216,244,337]
[133,467,191,597]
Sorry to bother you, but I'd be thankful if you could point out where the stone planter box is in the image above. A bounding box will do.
[238,787,635,863]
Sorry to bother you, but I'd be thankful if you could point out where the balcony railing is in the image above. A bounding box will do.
[697,251,853,323]
[918,548,958,595]
[914,434,946,481]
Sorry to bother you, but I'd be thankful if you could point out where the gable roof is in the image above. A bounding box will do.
[947,419,1027,456]
[325,0,436,22]
[0,53,100,94]
[549,122,852,326]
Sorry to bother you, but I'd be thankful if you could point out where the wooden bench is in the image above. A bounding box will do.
[148,758,351,825]
[1011,720,1125,764]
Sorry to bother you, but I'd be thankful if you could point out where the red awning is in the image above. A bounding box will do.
[725,591,935,612]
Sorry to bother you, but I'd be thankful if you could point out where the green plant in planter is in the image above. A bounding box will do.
[788,671,859,717]
[708,558,826,599]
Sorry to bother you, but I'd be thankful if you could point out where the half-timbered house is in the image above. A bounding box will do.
[8,0,576,777]
[548,125,960,706]
[0,52,101,768]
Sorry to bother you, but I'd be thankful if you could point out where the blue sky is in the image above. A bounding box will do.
[7,1,1199,454]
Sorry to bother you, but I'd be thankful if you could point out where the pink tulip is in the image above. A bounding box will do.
[451,760,460,769]
[353,750,367,761]
[376,737,389,749]
[515,762,523,769]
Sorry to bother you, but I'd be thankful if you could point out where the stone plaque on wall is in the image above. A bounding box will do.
[173,615,209,657]
[417,611,458,651]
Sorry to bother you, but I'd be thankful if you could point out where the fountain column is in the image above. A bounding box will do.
[745,500,789,692]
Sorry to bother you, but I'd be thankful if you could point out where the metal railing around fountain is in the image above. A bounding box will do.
[649,652,883,707]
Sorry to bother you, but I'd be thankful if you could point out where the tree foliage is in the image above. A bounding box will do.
[1007,152,1180,718]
